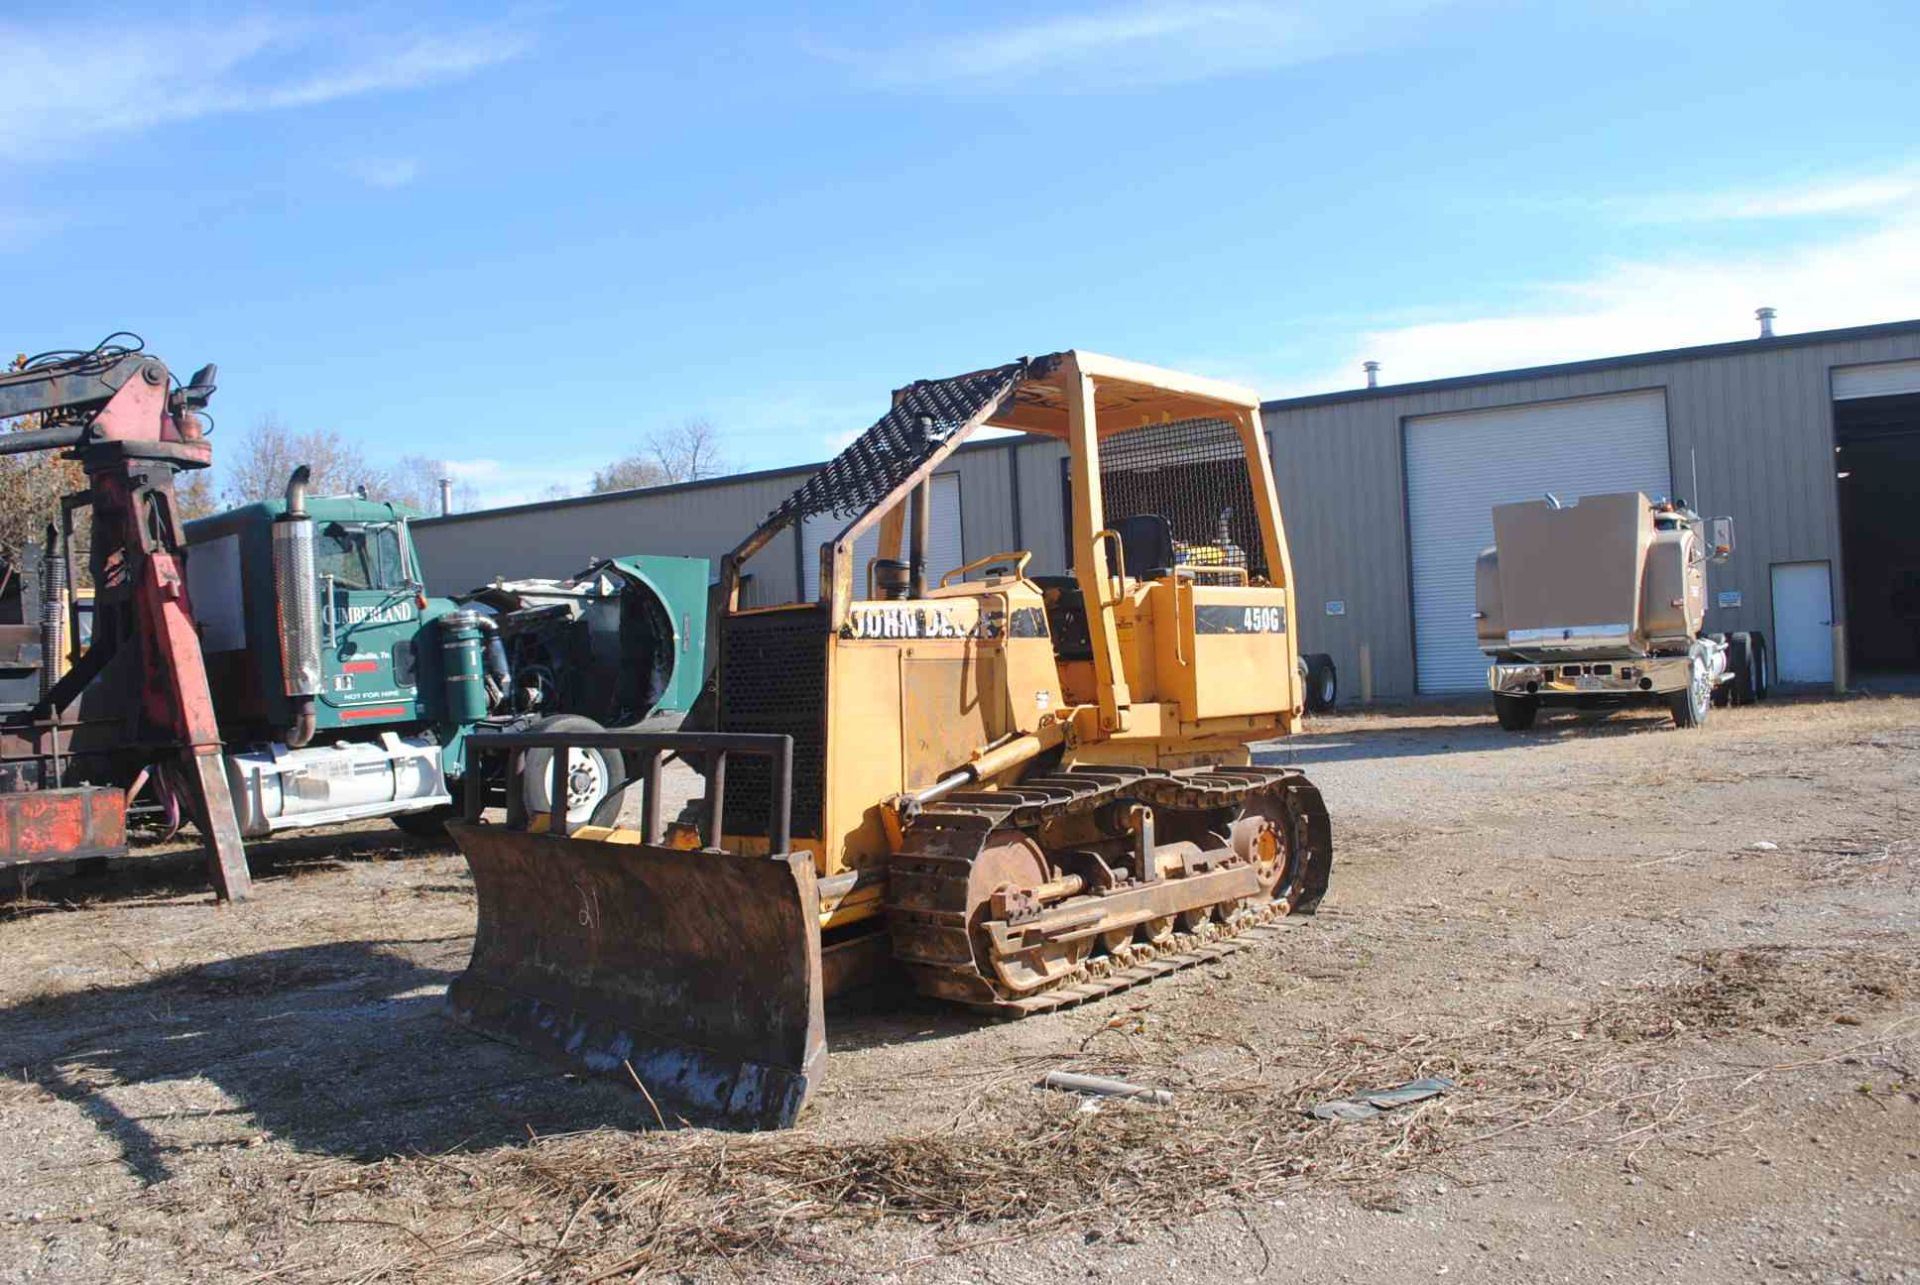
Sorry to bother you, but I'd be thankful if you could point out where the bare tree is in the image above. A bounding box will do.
[221,415,388,506]
[388,455,481,515]
[590,417,731,494]
[648,416,728,483]
[174,467,218,521]
[590,454,668,494]
[0,405,86,566]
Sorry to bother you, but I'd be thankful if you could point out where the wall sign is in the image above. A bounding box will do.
[1717,590,1743,608]
[1325,600,1346,616]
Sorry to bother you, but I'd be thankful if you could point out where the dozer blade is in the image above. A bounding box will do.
[445,821,825,1130]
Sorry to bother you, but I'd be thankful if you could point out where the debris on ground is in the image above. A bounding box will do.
[1308,1076,1456,1122]
[1041,1070,1174,1104]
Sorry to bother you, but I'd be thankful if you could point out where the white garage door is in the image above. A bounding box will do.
[802,472,962,600]
[1832,359,1920,400]
[1406,390,1672,693]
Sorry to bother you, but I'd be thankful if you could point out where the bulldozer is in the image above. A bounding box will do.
[446,351,1333,1128]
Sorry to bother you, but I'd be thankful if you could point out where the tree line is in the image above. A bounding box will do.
[0,396,732,568]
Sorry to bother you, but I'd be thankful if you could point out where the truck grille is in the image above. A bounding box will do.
[717,606,828,839]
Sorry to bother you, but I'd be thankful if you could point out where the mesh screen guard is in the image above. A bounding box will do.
[1096,417,1269,582]
[766,361,1025,529]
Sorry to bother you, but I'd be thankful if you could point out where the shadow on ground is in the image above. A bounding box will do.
[0,938,672,1183]
[1,936,991,1185]
[2,826,453,919]
[1267,706,1677,766]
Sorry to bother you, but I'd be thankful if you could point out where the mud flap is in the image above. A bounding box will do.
[445,821,826,1130]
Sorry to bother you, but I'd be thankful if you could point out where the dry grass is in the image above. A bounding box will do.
[226,945,1919,1283]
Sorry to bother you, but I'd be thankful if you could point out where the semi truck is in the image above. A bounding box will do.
[1476,491,1768,730]
[181,469,708,838]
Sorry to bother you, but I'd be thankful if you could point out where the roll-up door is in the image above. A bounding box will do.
[802,472,962,600]
[1406,390,1671,693]
[1833,359,1920,400]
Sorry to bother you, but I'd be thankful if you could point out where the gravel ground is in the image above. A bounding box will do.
[0,692,1915,1283]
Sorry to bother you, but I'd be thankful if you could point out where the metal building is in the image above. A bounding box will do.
[413,318,1920,702]
[1263,317,1920,699]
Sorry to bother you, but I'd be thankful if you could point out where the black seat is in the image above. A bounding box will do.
[1111,514,1175,580]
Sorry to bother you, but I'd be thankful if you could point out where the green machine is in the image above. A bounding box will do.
[183,468,708,837]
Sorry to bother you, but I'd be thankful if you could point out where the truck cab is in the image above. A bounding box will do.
[1475,491,1764,730]
[185,489,477,834]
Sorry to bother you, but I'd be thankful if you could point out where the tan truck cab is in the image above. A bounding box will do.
[1475,492,1768,729]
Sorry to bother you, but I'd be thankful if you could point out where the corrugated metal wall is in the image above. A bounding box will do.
[1262,329,1920,700]
[413,469,807,606]
[413,326,1920,703]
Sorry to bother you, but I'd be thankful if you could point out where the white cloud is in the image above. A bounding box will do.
[0,18,526,161]
[348,157,421,189]
[1270,199,1920,398]
[1606,171,1920,224]
[829,0,1444,92]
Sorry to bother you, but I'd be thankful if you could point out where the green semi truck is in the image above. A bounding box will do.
[181,468,708,838]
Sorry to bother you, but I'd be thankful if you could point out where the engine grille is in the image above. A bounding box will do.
[717,606,828,839]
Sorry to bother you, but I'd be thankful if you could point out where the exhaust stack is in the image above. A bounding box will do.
[1756,306,1777,338]
[39,524,66,700]
[1363,360,1380,389]
[273,465,322,747]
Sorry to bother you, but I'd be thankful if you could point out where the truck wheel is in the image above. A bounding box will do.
[393,805,457,838]
[1668,663,1711,729]
[1750,633,1771,701]
[1727,632,1756,706]
[1302,653,1338,712]
[1494,693,1538,731]
[522,714,628,827]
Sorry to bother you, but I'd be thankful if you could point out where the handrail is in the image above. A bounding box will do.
[1092,528,1126,602]
[937,549,1033,589]
[462,727,793,853]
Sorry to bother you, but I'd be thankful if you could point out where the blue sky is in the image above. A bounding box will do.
[6,1,1919,507]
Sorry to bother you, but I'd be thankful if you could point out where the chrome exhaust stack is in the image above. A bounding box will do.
[273,465,322,747]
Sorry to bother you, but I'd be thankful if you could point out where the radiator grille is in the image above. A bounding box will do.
[717,607,828,838]
[1099,418,1268,582]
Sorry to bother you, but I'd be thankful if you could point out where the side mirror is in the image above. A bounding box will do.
[1708,517,1735,561]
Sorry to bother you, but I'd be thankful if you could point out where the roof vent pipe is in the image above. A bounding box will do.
[439,477,454,516]
[1756,306,1776,339]
[1363,360,1380,389]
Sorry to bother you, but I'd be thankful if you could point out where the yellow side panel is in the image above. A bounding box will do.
[1157,584,1295,721]
[822,641,902,875]
[900,651,1009,789]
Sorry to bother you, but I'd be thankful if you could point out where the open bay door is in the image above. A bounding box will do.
[801,471,962,601]
[1405,390,1672,693]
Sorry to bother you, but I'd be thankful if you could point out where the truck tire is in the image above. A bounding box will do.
[1668,663,1711,729]
[522,714,628,827]
[1727,632,1756,706]
[1302,653,1338,713]
[1750,632,1771,702]
[1494,693,1538,731]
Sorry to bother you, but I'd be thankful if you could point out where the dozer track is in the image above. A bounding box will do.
[884,764,1331,1013]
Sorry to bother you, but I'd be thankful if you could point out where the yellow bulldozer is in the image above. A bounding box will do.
[447,351,1332,1128]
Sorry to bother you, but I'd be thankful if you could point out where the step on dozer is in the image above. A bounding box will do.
[447,351,1333,1128]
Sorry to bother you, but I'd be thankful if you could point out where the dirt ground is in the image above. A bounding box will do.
[2,693,1916,1283]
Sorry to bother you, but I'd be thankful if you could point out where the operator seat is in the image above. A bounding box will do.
[1037,513,1178,662]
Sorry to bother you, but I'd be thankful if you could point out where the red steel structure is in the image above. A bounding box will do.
[0,337,250,898]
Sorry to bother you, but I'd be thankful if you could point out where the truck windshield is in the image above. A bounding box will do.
[316,523,407,591]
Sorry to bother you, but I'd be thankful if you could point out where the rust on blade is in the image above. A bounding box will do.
[446,821,826,1130]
